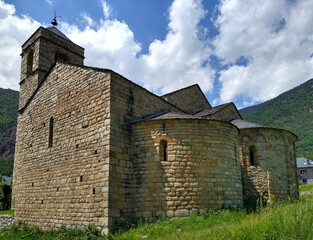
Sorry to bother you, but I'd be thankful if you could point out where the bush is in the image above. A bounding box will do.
[0,182,12,210]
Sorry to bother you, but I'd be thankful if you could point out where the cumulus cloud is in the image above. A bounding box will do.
[0,0,40,90]
[62,0,215,95]
[60,2,142,79]
[4,0,311,107]
[1,0,215,95]
[214,0,313,105]
[138,0,215,94]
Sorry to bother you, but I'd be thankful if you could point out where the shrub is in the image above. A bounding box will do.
[0,182,12,210]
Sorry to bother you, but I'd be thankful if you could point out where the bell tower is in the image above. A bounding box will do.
[19,26,85,111]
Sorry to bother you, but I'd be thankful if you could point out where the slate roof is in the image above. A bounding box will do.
[148,112,199,120]
[193,103,232,117]
[297,157,313,168]
[46,27,72,42]
[132,112,200,123]
[230,119,265,129]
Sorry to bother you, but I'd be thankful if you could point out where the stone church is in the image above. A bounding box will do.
[12,26,298,233]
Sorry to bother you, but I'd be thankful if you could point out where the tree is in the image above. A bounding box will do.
[0,182,12,210]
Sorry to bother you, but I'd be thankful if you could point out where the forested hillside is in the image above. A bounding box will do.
[0,88,18,176]
[0,88,18,135]
[240,79,313,159]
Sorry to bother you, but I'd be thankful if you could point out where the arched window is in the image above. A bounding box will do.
[249,146,256,166]
[160,140,167,161]
[26,50,34,77]
[48,117,54,148]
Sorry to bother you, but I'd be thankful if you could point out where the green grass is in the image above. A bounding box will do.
[114,195,313,240]
[0,223,105,240]
[0,210,14,215]
[1,195,313,240]
[299,184,313,192]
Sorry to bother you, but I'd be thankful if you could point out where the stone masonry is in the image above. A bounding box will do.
[0,215,14,229]
[12,26,298,233]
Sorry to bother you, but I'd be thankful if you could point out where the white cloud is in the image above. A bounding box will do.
[138,0,215,94]
[101,0,112,20]
[2,0,313,108]
[214,0,313,104]
[81,12,95,27]
[45,0,53,6]
[62,0,215,95]
[60,19,141,78]
[0,0,215,95]
[0,0,40,91]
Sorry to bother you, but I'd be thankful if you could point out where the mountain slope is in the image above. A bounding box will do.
[0,88,18,176]
[239,78,313,158]
[0,88,19,136]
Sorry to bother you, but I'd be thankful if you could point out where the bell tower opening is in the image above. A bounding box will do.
[26,50,34,77]
[18,26,85,112]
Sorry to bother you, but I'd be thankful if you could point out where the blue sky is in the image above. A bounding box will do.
[1,0,313,108]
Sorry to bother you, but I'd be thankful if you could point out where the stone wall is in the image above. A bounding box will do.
[207,104,241,121]
[13,63,111,233]
[107,73,183,229]
[239,128,298,203]
[19,27,84,111]
[161,85,211,114]
[131,119,243,219]
[0,215,14,229]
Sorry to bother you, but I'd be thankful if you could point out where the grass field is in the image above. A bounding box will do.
[0,210,14,215]
[299,184,313,192]
[1,193,312,240]
[113,194,313,240]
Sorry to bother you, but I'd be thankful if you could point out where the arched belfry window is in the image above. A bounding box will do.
[26,50,34,77]
[249,146,256,166]
[160,140,167,161]
[48,117,54,148]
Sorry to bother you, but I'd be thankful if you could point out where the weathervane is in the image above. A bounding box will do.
[51,10,61,26]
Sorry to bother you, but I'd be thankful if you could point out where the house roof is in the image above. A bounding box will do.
[297,157,313,168]
[1,176,12,183]
[230,119,266,129]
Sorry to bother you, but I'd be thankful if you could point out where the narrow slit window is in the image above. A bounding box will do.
[249,146,256,166]
[160,140,167,161]
[48,117,54,148]
[26,50,34,77]
[234,146,237,166]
